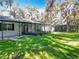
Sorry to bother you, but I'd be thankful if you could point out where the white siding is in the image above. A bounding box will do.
[51,27,55,32]
[41,25,54,32]
[0,23,22,38]
[44,25,50,32]
[31,24,36,33]
[28,24,36,33]
[41,25,49,32]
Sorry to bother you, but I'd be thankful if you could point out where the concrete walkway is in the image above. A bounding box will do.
[0,35,26,40]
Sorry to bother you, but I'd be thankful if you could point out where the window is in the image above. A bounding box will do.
[0,23,14,31]
[0,23,6,31]
[3,24,7,30]
[7,24,14,30]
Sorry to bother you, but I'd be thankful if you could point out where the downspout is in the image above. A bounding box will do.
[1,21,3,40]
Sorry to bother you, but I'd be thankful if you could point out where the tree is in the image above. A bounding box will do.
[0,0,13,9]
[45,0,56,23]
[62,0,79,32]
[0,0,13,16]
[45,0,79,32]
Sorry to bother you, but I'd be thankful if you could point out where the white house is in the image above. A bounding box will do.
[0,16,50,40]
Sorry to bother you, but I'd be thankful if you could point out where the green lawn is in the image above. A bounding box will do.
[0,33,79,59]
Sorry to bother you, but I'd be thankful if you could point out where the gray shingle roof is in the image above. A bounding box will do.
[0,16,41,24]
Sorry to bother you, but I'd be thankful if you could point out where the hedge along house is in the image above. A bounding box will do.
[0,16,47,40]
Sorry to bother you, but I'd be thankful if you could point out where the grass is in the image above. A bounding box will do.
[0,32,79,59]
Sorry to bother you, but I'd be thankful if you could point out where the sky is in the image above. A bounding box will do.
[0,0,66,8]
[17,0,46,9]
[0,0,66,11]
[16,0,66,9]
[1,0,78,9]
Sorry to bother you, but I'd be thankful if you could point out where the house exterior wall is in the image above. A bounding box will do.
[22,23,36,33]
[0,22,22,38]
[31,24,36,33]
[41,25,51,32]
[28,24,36,33]
[0,21,51,39]
[45,25,50,32]
[27,24,42,33]
[51,27,55,32]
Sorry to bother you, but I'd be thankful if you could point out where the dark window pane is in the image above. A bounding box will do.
[12,24,14,30]
[7,24,14,31]
[0,23,14,31]
[3,24,7,30]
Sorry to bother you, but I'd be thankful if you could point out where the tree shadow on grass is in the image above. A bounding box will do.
[0,34,79,59]
[50,33,79,41]
[0,40,18,59]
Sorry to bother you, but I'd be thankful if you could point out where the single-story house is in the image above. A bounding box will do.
[0,16,50,40]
